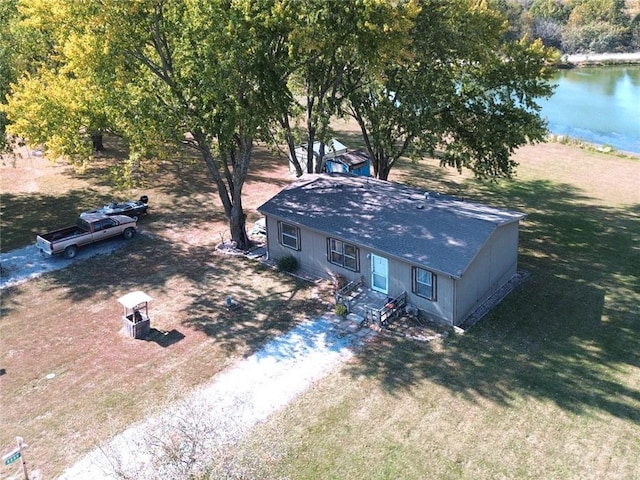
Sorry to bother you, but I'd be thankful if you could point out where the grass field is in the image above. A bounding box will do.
[1,133,639,479]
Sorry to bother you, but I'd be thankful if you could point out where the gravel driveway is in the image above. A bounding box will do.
[0,237,132,290]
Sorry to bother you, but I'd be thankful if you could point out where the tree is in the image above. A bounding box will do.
[567,0,628,26]
[1,1,114,164]
[0,0,51,153]
[0,0,17,152]
[345,0,555,181]
[530,0,570,22]
[276,0,418,176]
[529,0,569,48]
[283,0,358,176]
[563,0,630,52]
[562,20,629,51]
[4,0,293,250]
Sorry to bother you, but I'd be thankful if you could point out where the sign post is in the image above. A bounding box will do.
[2,437,29,480]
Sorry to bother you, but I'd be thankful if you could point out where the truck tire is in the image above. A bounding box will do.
[123,228,135,240]
[64,245,78,259]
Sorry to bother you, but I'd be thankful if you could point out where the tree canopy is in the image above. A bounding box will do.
[3,0,556,248]
[342,0,555,180]
[4,0,293,249]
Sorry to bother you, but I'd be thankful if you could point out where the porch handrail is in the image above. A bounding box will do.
[335,277,364,314]
[364,291,407,327]
[335,277,362,301]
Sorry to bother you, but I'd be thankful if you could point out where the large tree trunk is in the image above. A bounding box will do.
[227,140,252,250]
[306,92,316,174]
[315,138,326,173]
[377,159,391,180]
[286,134,303,178]
[193,129,252,251]
[281,114,303,177]
[306,127,316,174]
[91,133,104,151]
[229,201,249,250]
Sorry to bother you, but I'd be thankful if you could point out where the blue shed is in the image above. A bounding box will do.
[325,150,371,177]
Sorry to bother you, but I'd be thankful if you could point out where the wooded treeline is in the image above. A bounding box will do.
[498,0,640,53]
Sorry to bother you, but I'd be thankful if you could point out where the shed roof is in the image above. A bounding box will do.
[257,173,526,278]
[292,139,348,160]
[327,150,369,167]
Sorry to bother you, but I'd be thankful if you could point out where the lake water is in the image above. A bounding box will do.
[538,65,640,153]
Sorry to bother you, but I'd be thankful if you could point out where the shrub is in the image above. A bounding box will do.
[277,254,299,273]
[335,303,348,317]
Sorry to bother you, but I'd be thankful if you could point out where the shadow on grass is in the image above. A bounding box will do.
[180,267,329,354]
[143,328,186,347]
[345,178,640,423]
[10,232,328,358]
[0,190,117,253]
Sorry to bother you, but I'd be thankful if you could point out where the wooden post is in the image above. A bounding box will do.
[16,437,28,480]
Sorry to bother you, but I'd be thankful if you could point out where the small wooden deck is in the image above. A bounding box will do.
[335,278,407,328]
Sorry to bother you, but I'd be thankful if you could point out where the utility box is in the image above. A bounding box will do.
[118,291,152,339]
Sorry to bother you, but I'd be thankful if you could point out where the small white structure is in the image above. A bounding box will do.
[118,290,152,339]
[289,138,348,175]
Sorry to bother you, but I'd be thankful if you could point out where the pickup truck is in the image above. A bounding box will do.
[36,213,137,259]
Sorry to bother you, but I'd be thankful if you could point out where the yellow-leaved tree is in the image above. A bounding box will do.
[4,0,295,249]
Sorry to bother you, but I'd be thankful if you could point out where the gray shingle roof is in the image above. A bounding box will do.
[257,173,526,278]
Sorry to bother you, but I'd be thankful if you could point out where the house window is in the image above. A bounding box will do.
[413,267,436,300]
[328,238,359,271]
[278,222,300,250]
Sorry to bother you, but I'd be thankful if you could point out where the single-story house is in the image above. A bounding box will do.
[325,149,371,177]
[257,173,526,327]
[288,139,348,175]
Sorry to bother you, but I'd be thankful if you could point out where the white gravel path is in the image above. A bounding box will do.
[59,315,369,479]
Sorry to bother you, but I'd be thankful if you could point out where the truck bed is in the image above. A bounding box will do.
[38,226,87,242]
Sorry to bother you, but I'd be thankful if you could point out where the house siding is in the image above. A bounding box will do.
[454,222,520,324]
[265,218,338,279]
[265,216,520,327]
[410,273,455,325]
[265,216,458,324]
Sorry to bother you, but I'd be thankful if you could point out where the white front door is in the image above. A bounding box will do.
[371,254,388,294]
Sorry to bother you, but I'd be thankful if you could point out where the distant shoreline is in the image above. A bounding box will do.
[558,52,640,67]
